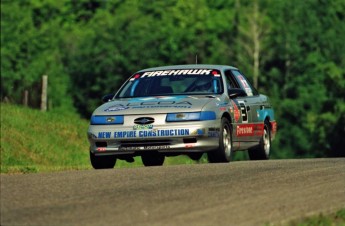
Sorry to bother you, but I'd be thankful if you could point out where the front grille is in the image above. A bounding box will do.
[120,140,171,147]
[183,138,197,143]
[134,117,155,125]
[96,142,107,147]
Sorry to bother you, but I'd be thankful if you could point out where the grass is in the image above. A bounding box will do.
[286,209,345,226]
[1,103,92,173]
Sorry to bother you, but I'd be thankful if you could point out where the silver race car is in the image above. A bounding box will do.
[87,65,277,168]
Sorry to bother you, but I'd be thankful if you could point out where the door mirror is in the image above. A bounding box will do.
[228,88,247,99]
[102,94,114,103]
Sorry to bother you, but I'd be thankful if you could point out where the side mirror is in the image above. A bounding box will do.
[228,88,247,99]
[102,94,114,103]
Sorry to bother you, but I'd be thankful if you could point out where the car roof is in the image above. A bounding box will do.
[137,64,238,72]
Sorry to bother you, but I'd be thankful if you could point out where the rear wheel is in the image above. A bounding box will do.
[141,152,165,166]
[208,117,233,163]
[90,151,116,169]
[248,121,271,160]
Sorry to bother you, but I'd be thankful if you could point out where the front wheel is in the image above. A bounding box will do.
[248,122,271,160]
[141,152,165,166]
[208,117,233,163]
[90,151,116,169]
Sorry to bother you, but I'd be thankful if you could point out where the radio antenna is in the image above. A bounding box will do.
[195,54,198,64]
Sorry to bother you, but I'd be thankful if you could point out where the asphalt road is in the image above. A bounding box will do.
[1,158,345,226]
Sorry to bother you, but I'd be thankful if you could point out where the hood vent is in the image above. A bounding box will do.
[134,117,154,125]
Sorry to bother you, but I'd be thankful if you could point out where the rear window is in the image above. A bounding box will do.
[116,69,224,98]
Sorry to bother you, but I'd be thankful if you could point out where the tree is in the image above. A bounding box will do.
[1,0,74,111]
[236,0,271,89]
[265,0,345,158]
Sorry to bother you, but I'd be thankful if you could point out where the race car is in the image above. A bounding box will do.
[87,65,277,169]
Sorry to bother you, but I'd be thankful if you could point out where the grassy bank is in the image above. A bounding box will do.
[1,104,92,173]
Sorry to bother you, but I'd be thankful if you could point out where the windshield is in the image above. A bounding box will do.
[116,69,223,98]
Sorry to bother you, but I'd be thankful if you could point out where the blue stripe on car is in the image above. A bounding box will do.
[257,109,274,121]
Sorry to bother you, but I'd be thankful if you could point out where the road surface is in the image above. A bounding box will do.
[1,158,345,226]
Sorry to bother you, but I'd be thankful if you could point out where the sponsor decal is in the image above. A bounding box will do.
[141,145,170,150]
[231,100,240,122]
[98,132,112,138]
[130,74,141,81]
[105,106,129,112]
[216,102,229,107]
[190,129,205,135]
[138,129,189,137]
[141,69,212,78]
[128,96,187,102]
[96,129,190,139]
[212,70,221,77]
[114,131,137,138]
[208,131,219,137]
[217,102,230,111]
[271,121,277,134]
[236,124,264,137]
[128,101,192,106]
[97,147,106,152]
[245,88,253,96]
[208,128,220,137]
[237,75,253,96]
[255,124,265,136]
[119,145,170,151]
[237,75,249,88]
[133,124,153,130]
[236,124,254,136]
[238,101,248,123]
[108,101,192,110]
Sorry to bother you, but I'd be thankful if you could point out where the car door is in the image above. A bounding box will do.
[225,70,263,144]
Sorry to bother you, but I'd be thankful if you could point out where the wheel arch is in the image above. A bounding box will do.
[264,116,272,131]
[221,112,232,124]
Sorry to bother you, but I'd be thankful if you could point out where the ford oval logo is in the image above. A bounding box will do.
[134,117,154,125]
[106,117,115,122]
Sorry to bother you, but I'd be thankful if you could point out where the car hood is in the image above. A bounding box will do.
[93,96,216,115]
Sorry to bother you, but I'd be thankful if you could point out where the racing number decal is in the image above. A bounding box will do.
[238,101,248,123]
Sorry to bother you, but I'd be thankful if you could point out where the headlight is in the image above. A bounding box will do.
[90,115,124,125]
[166,111,216,122]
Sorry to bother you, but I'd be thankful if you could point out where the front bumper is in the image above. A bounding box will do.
[87,120,220,156]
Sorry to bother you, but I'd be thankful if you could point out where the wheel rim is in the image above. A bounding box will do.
[223,124,231,157]
[263,126,270,156]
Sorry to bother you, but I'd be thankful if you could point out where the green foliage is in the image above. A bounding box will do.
[1,0,74,111]
[1,0,344,158]
[286,209,345,226]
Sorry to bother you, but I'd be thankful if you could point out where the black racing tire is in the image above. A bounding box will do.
[207,117,233,163]
[248,121,271,160]
[90,151,116,169]
[141,152,165,166]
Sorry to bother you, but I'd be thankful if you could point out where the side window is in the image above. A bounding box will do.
[231,70,259,96]
[224,70,240,89]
